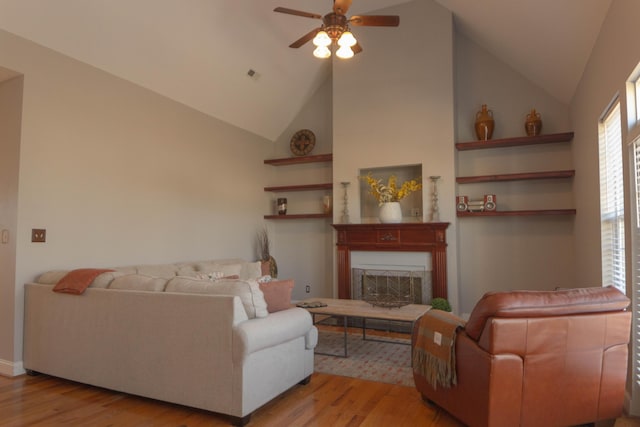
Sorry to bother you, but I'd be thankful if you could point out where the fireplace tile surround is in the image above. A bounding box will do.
[332,223,449,301]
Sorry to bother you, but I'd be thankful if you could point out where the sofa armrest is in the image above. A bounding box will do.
[233,307,314,362]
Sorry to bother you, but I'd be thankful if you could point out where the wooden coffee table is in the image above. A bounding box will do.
[298,298,431,357]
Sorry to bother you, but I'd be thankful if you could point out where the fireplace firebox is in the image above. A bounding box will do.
[352,267,430,307]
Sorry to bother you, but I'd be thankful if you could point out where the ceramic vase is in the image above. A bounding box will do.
[262,255,278,278]
[525,108,542,136]
[475,104,495,140]
[379,202,402,223]
[277,198,287,215]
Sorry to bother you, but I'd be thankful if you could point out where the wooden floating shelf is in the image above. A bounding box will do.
[456,170,575,184]
[456,132,574,151]
[264,213,332,220]
[264,183,333,192]
[457,209,576,217]
[264,153,333,166]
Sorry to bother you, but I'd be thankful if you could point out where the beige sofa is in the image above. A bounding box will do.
[23,259,317,426]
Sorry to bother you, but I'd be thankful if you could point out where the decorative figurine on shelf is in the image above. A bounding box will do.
[525,108,542,136]
[475,104,495,140]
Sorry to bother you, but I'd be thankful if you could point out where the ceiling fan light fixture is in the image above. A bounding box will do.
[337,31,356,47]
[313,45,331,58]
[336,45,354,59]
[312,30,331,47]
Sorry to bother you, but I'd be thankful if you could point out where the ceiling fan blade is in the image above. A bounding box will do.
[274,7,322,20]
[333,0,352,15]
[349,15,400,27]
[289,28,321,48]
[352,42,363,54]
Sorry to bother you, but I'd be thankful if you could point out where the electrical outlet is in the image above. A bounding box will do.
[305,285,310,293]
[31,228,46,243]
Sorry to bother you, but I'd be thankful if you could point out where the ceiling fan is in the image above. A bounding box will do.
[274,0,400,59]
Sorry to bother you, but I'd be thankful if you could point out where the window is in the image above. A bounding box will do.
[599,101,625,293]
[636,78,640,123]
[630,135,640,412]
[630,73,640,415]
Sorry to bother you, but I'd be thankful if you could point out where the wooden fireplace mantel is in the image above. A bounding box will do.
[332,223,450,300]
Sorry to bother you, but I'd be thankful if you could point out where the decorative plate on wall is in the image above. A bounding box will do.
[290,129,316,156]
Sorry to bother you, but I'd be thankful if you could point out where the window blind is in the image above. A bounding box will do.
[599,102,624,293]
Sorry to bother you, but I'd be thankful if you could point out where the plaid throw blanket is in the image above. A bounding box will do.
[412,309,466,389]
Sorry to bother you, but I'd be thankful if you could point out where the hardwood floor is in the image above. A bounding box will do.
[0,372,464,427]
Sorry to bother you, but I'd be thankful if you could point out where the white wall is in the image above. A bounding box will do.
[571,0,640,288]
[0,29,272,370]
[454,32,574,314]
[332,1,459,309]
[568,0,640,413]
[0,75,22,371]
[267,75,334,300]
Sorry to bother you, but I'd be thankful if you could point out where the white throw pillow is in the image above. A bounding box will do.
[165,276,268,319]
[240,261,262,280]
[195,262,243,278]
[108,274,168,292]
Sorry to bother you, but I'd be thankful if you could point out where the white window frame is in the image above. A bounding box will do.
[628,68,640,415]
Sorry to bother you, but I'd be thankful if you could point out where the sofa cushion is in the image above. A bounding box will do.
[108,274,169,292]
[259,279,294,313]
[136,264,179,278]
[175,264,198,277]
[112,266,137,274]
[165,276,268,319]
[36,270,69,285]
[91,271,126,288]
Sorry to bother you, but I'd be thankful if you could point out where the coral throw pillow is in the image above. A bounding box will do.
[259,279,294,313]
[53,268,114,295]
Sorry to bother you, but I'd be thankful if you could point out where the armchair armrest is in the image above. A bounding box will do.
[233,308,314,362]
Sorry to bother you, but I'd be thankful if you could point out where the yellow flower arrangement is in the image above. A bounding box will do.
[360,173,422,206]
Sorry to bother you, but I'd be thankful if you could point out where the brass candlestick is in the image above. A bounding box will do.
[341,182,350,224]
[429,176,441,222]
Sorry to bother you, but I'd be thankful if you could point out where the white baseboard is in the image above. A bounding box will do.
[0,359,25,377]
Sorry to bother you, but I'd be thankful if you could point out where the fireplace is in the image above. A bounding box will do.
[332,223,449,301]
[352,267,431,306]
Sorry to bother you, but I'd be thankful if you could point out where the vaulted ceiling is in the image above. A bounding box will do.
[0,0,612,140]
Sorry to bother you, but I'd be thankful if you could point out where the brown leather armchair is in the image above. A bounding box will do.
[412,286,631,427]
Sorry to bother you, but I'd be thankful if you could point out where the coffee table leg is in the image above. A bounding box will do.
[362,317,367,341]
[312,313,350,358]
[342,315,348,358]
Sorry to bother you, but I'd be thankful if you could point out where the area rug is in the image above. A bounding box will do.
[313,329,414,387]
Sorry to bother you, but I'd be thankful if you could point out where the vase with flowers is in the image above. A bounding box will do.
[360,173,422,223]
